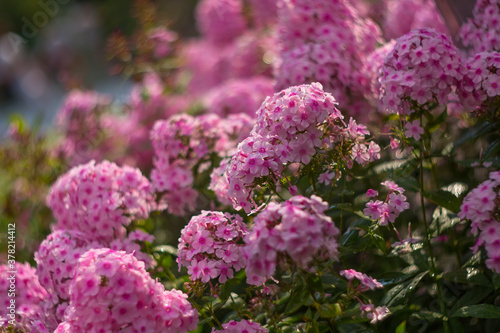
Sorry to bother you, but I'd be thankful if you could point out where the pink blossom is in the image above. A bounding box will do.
[178,211,247,285]
[380,28,465,113]
[459,170,500,273]
[405,119,424,140]
[244,196,339,285]
[318,171,336,185]
[62,249,198,332]
[212,320,268,332]
[0,262,47,330]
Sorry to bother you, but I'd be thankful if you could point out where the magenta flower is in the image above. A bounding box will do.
[405,120,424,140]
[59,249,198,332]
[178,211,247,285]
[244,195,340,285]
[459,170,500,273]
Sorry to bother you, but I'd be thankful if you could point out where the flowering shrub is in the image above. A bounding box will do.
[34,230,97,330]
[54,90,115,166]
[47,160,157,242]
[55,249,198,332]
[274,0,381,118]
[244,195,339,285]
[225,82,380,212]
[459,171,500,273]
[177,211,247,285]
[459,0,500,53]
[458,52,500,113]
[0,263,47,330]
[150,112,253,215]
[3,0,500,332]
[379,28,464,114]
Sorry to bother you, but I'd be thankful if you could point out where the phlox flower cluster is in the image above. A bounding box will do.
[204,77,274,117]
[365,40,396,106]
[47,160,157,242]
[55,90,113,166]
[196,0,246,46]
[459,0,500,53]
[364,181,409,226]
[209,158,233,206]
[247,0,278,27]
[244,195,340,285]
[178,211,247,284]
[118,73,188,169]
[212,320,269,332]
[55,249,198,333]
[340,269,384,291]
[458,52,500,112]
[183,30,275,95]
[127,74,185,125]
[225,83,380,212]
[34,230,98,330]
[382,0,447,40]
[150,113,253,215]
[274,0,382,119]
[379,28,464,114]
[459,171,500,273]
[56,90,111,126]
[0,262,47,330]
[184,0,275,95]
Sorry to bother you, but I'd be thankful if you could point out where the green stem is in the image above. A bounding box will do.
[340,176,346,233]
[419,133,450,333]
[208,301,222,327]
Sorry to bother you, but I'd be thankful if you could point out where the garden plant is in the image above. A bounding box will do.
[1,0,500,332]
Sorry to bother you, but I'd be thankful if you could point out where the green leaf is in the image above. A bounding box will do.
[161,254,172,269]
[462,251,482,268]
[152,245,178,256]
[428,109,448,133]
[317,303,342,318]
[451,304,500,319]
[305,275,324,295]
[430,206,460,234]
[328,203,354,212]
[423,190,461,213]
[376,272,414,286]
[219,282,232,303]
[371,233,388,254]
[341,228,361,247]
[394,176,420,192]
[382,271,428,307]
[450,286,492,314]
[484,138,500,159]
[442,267,492,287]
[395,320,406,333]
[451,121,498,152]
[492,274,500,290]
[409,310,444,322]
[284,287,310,314]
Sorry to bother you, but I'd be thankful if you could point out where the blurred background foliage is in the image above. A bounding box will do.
[0,0,201,263]
[0,0,199,116]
